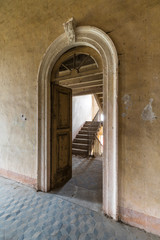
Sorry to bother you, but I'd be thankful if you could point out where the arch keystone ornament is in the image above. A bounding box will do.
[63,17,77,44]
[37,19,118,220]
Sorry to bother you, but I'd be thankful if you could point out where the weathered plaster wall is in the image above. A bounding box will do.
[92,95,99,120]
[72,95,92,140]
[72,95,99,139]
[0,0,160,235]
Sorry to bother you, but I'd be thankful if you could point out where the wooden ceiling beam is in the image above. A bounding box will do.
[94,94,103,112]
[63,80,103,89]
[97,93,103,96]
[57,63,99,77]
[73,86,103,96]
[54,72,103,85]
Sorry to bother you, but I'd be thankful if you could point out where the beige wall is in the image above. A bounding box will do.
[0,0,160,235]
[72,95,99,140]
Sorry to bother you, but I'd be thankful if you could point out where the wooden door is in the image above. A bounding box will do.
[50,83,72,189]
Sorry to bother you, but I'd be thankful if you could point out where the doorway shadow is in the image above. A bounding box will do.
[51,156,102,213]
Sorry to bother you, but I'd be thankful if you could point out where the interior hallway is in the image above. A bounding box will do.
[0,171,159,239]
[52,156,102,213]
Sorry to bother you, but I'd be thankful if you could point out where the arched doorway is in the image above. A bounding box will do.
[37,20,118,220]
[50,46,103,196]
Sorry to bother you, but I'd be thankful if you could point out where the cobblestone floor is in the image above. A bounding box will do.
[0,176,160,239]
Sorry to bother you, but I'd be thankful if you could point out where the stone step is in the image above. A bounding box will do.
[85,121,100,123]
[81,127,98,131]
[73,138,92,144]
[76,134,95,139]
[79,130,96,135]
[83,124,100,129]
[84,122,100,126]
[72,143,88,150]
[72,148,88,157]
[72,121,102,157]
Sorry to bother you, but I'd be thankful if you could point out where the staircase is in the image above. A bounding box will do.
[72,121,102,157]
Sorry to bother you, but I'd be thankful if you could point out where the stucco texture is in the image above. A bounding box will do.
[0,0,160,234]
[72,95,99,140]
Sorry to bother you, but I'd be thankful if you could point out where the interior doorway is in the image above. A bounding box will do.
[50,46,103,190]
[49,47,104,212]
[37,25,118,220]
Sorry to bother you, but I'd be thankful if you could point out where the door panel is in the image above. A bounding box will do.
[57,91,70,128]
[51,84,72,189]
[57,132,70,169]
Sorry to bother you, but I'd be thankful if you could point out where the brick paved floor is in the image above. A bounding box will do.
[0,175,159,239]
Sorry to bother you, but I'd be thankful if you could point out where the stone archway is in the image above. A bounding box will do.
[37,19,118,220]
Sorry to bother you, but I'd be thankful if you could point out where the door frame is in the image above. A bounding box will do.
[37,25,118,220]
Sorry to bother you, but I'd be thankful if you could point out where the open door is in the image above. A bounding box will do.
[50,83,72,189]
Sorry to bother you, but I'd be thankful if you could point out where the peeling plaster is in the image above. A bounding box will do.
[122,113,126,118]
[122,94,131,117]
[141,98,157,122]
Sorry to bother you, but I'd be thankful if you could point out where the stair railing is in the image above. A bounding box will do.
[88,110,101,156]
[92,135,103,156]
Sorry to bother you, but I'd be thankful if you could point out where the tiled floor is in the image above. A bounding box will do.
[0,157,160,239]
[52,156,102,213]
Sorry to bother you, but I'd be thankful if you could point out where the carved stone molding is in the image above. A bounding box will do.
[37,26,118,220]
[63,17,76,44]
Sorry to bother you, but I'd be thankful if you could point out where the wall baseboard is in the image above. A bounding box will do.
[119,207,160,236]
[0,168,37,189]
